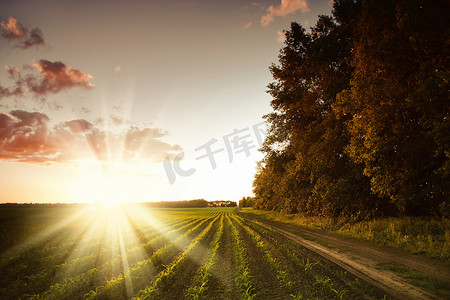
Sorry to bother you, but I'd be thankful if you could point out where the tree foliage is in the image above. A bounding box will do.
[239,196,255,208]
[253,0,449,218]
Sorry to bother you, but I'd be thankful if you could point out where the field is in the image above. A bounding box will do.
[0,205,388,299]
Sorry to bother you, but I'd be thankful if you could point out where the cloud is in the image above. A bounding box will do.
[110,114,124,125]
[243,21,253,30]
[113,104,124,111]
[0,60,94,101]
[242,2,265,11]
[5,65,22,79]
[123,127,182,162]
[0,110,51,161]
[277,30,286,42]
[0,17,45,49]
[0,17,26,39]
[29,60,94,95]
[22,27,45,49]
[0,110,181,164]
[80,107,91,114]
[1,66,24,98]
[64,119,93,133]
[0,85,23,98]
[261,0,309,26]
[47,101,63,110]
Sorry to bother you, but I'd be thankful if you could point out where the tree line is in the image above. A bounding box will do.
[253,0,449,218]
[239,197,254,208]
[143,199,236,208]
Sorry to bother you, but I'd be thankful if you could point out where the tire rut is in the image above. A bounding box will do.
[241,213,447,300]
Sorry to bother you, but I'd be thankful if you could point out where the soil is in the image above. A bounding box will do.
[159,216,220,300]
[206,217,240,300]
[240,212,450,300]
[232,216,292,300]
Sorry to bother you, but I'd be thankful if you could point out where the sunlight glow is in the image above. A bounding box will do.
[71,164,152,205]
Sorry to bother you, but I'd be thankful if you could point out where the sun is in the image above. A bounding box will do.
[72,167,145,205]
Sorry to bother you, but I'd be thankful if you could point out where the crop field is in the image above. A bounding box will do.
[0,205,387,299]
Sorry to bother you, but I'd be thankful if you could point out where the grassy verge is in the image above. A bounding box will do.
[240,209,450,262]
[376,263,447,293]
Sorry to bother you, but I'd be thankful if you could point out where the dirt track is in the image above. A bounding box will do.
[240,212,450,300]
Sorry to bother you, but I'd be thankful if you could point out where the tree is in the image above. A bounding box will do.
[239,197,255,208]
[335,0,449,216]
[254,0,449,218]
[254,0,388,218]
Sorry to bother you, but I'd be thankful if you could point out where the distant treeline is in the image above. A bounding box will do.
[142,199,237,208]
[239,197,255,208]
[0,203,86,207]
[0,200,238,208]
[253,0,449,218]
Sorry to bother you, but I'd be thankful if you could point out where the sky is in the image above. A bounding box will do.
[0,0,333,204]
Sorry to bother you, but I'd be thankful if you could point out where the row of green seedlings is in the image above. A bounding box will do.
[8,212,222,299]
[229,216,255,300]
[83,215,214,299]
[242,217,349,299]
[0,234,94,297]
[0,211,119,281]
[1,223,77,265]
[233,215,295,296]
[0,228,80,287]
[86,214,220,300]
[1,215,192,296]
[1,211,128,272]
[11,216,197,298]
[71,215,198,267]
[7,210,193,268]
[15,216,201,299]
[38,215,215,300]
[43,216,202,300]
[187,214,225,299]
[133,214,222,299]
[122,216,197,251]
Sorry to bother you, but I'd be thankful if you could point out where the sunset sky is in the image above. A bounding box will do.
[0,0,332,204]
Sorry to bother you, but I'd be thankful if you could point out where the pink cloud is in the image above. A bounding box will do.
[243,21,253,30]
[113,104,124,111]
[261,0,309,26]
[5,65,22,79]
[30,60,94,95]
[110,115,124,126]
[277,30,286,42]
[0,85,23,98]
[0,17,26,39]
[64,119,93,133]
[0,17,45,49]
[123,127,182,162]
[0,110,51,159]
[0,60,94,101]
[0,110,181,164]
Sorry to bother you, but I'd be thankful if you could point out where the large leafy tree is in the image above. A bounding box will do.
[254,0,387,218]
[335,0,449,215]
[254,0,448,218]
